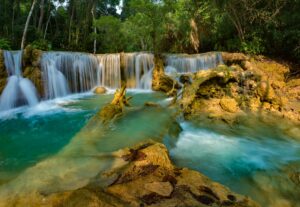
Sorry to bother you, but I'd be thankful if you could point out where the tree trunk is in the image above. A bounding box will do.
[43,11,51,39]
[91,6,97,54]
[68,3,75,45]
[21,0,37,50]
[38,0,45,33]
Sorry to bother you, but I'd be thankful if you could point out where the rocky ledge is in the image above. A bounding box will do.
[179,53,300,139]
[35,142,259,207]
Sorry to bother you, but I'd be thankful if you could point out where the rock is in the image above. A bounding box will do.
[179,74,191,85]
[144,181,173,197]
[0,49,7,94]
[144,102,160,107]
[23,66,43,95]
[94,86,107,94]
[257,81,277,103]
[221,52,248,65]
[179,53,300,134]
[152,54,181,96]
[220,97,239,113]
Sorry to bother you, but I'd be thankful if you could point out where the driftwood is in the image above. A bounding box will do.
[98,85,132,123]
[152,54,181,97]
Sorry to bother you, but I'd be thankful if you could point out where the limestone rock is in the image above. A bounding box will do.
[220,97,239,113]
[144,181,173,197]
[257,81,276,103]
[94,86,107,94]
[221,52,248,65]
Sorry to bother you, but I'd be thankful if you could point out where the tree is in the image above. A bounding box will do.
[21,0,37,50]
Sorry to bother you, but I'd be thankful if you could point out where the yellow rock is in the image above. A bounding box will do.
[220,97,239,113]
[144,181,173,196]
[94,86,107,94]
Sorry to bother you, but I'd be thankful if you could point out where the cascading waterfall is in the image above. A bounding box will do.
[166,52,223,73]
[0,51,39,111]
[41,52,100,99]
[96,54,121,89]
[123,53,154,89]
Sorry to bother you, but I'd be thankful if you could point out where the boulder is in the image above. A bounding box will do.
[94,86,107,94]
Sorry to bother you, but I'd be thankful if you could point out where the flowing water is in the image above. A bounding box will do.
[0,51,39,111]
[166,52,223,73]
[0,51,300,206]
[168,122,300,206]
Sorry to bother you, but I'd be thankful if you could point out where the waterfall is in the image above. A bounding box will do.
[166,52,223,73]
[0,51,39,111]
[123,53,154,89]
[96,54,121,89]
[41,52,100,99]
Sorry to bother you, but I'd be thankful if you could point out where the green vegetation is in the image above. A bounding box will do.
[0,0,299,62]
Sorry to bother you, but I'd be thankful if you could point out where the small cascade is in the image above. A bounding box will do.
[123,53,154,89]
[96,54,121,89]
[123,53,136,88]
[0,51,39,111]
[41,52,100,99]
[166,52,223,73]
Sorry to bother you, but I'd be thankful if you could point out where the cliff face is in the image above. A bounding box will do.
[179,53,300,139]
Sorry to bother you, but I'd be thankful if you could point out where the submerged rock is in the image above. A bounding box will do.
[94,86,107,94]
[42,142,259,207]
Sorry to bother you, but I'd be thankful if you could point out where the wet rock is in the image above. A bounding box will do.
[23,66,43,95]
[220,97,239,113]
[144,102,160,107]
[152,54,181,96]
[94,86,107,94]
[0,49,7,94]
[179,74,191,85]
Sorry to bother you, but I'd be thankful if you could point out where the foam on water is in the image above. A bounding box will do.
[170,122,300,180]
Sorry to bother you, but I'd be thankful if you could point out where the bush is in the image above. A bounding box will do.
[0,38,11,50]
[31,39,52,51]
[240,35,265,55]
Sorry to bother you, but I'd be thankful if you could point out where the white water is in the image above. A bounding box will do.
[170,122,300,181]
[166,52,223,73]
[0,51,39,111]
[134,53,154,89]
[41,52,100,99]
[96,54,121,88]
[41,52,154,100]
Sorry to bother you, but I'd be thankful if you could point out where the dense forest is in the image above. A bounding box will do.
[0,0,299,62]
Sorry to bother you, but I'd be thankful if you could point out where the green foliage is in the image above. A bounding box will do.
[0,0,299,63]
[31,39,52,51]
[0,38,11,50]
[240,36,265,55]
[95,16,124,52]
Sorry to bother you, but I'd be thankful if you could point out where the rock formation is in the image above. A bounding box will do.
[152,54,181,96]
[4,142,259,207]
[179,54,300,139]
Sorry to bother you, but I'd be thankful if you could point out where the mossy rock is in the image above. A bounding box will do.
[23,66,43,96]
